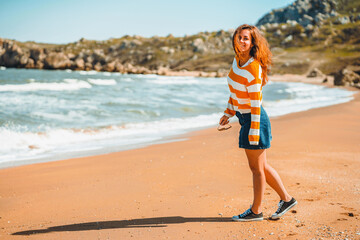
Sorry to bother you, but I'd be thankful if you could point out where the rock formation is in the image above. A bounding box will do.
[257,0,338,28]
[334,66,360,87]
[0,0,358,78]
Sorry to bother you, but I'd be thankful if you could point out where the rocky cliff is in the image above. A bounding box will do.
[0,31,235,76]
[0,0,359,76]
[257,0,339,27]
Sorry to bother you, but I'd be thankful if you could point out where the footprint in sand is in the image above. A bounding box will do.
[341,212,355,217]
[340,206,356,211]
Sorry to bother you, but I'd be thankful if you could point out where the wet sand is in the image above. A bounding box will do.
[0,81,359,239]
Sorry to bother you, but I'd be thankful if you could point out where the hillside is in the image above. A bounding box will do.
[0,0,359,78]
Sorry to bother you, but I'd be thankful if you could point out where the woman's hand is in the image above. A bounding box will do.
[219,115,229,126]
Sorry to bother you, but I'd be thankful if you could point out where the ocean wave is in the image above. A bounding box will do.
[171,98,197,106]
[87,78,117,85]
[0,79,92,92]
[148,78,200,85]
[102,72,112,76]
[147,77,225,86]
[79,70,98,75]
[0,112,222,164]
[121,78,134,82]
[264,94,353,117]
[31,109,90,122]
[0,70,356,168]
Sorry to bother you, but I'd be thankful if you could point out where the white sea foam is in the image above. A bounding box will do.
[121,78,134,82]
[133,74,159,78]
[102,72,112,76]
[32,110,89,122]
[264,83,354,116]
[79,70,98,75]
[147,77,225,86]
[171,98,197,106]
[0,80,92,92]
[0,71,356,169]
[148,78,200,85]
[87,78,117,85]
[0,113,222,166]
[0,66,6,70]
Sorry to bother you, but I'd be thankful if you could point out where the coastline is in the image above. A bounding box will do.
[0,80,359,239]
[0,70,355,170]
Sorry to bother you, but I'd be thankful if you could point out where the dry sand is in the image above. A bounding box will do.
[0,79,359,239]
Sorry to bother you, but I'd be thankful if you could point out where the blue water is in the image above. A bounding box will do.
[0,67,354,168]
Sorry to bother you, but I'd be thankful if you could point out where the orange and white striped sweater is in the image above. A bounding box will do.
[224,56,264,145]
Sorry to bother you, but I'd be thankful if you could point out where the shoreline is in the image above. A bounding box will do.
[0,74,356,170]
[0,88,359,239]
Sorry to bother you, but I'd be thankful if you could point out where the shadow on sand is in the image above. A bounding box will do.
[12,216,233,235]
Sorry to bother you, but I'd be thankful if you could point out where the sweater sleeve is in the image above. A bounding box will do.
[224,95,236,118]
[246,76,262,145]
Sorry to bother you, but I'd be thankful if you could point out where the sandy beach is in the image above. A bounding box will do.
[0,80,359,239]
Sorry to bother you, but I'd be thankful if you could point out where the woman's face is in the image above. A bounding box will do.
[237,29,253,53]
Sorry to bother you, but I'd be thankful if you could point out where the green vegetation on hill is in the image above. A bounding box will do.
[267,20,360,75]
[337,0,360,14]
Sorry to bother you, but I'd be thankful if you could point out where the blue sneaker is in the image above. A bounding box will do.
[232,207,263,222]
[270,197,297,220]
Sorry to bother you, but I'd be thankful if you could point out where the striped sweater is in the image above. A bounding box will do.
[224,56,263,145]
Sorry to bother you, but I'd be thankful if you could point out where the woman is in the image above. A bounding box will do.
[219,24,297,222]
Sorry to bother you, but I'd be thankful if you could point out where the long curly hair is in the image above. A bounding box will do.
[232,24,272,85]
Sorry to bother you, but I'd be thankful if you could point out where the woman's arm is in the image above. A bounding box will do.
[246,69,262,145]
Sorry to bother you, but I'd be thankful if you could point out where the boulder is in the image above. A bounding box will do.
[93,62,103,71]
[36,61,44,69]
[114,61,125,73]
[299,14,314,26]
[160,46,175,54]
[274,29,282,37]
[25,58,35,68]
[91,49,106,64]
[119,39,143,50]
[334,68,360,86]
[216,30,226,37]
[282,35,293,44]
[43,52,72,69]
[74,57,85,69]
[103,61,116,72]
[157,66,170,75]
[335,16,350,25]
[0,40,25,67]
[84,62,93,71]
[67,53,76,60]
[307,68,324,77]
[30,48,46,64]
[314,13,326,24]
[192,38,208,53]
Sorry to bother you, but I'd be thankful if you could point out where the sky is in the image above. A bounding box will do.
[0,0,294,44]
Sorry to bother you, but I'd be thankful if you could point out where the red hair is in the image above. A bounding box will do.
[232,24,272,85]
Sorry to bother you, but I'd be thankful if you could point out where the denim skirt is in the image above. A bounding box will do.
[235,105,272,150]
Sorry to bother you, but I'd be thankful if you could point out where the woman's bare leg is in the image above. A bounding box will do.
[264,163,292,202]
[245,149,266,214]
[245,149,292,214]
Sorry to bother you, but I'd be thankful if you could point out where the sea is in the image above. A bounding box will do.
[0,67,354,168]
